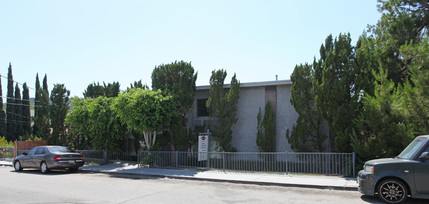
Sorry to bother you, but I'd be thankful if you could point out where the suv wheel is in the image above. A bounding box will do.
[377,179,408,204]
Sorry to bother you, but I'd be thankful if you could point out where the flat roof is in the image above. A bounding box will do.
[196,80,292,91]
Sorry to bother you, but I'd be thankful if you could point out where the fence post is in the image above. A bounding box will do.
[352,152,356,177]
[137,150,140,167]
[103,150,108,164]
[222,152,225,171]
[207,152,210,169]
[175,151,178,169]
[285,152,288,175]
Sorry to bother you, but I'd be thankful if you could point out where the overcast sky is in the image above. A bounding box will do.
[0,0,381,98]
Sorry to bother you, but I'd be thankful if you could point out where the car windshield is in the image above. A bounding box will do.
[48,146,75,153]
[397,137,427,159]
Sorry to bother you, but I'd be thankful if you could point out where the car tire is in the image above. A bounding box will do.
[40,161,49,174]
[377,179,408,204]
[14,161,23,172]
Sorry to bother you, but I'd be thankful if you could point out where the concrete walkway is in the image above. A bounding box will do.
[0,160,358,191]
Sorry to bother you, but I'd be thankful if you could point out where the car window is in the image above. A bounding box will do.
[47,146,75,153]
[27,147,37,155]
[35,147,46,155]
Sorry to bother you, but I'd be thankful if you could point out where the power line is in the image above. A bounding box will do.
[1,96,38,103]
[5,111,32,120]
[5,103,40,107]
[0,74,37,91]
[0,118,32,125]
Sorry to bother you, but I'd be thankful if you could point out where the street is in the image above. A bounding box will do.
[0,166,426,204]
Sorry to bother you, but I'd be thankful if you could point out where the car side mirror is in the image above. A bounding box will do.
[418,152,429,161]
[23,152,28,156]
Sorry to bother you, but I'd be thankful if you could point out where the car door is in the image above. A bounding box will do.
[21,147,37,167]
[414,146,429,194]
[31,147,47,168]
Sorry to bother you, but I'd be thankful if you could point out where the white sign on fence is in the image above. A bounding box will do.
[198,135,209,161]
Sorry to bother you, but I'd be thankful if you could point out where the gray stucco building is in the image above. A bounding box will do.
[187,80,298,152]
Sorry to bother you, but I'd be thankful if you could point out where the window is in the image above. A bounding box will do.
[27,147,37,155]
[35,147,46,155]
[197,99,209,117]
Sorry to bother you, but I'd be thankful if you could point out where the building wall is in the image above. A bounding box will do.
[231,87,265,152]
[188,82,299,152]
[276,84,299,152]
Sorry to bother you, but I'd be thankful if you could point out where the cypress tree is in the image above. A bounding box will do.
[22,83,31,136]
[0,77,5,137]
[33,74,41,135]
[43,74,48,93]
[14,83,23,139]
[6,63,15,141]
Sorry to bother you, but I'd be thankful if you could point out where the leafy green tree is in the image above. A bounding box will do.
[287,63,326,152]
[22,83,32,136]
[113,88,178,150]
[6,63,16,141]
[151,61,198,151]
[50,84,70,145]
[256,101,276,152]
[206,70,240,151]
[65,97,90,149]
[66,97,127,150]
[0,77,5,137]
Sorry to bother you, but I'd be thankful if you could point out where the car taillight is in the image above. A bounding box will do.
[80,156,83,160]
[54,156,62,161]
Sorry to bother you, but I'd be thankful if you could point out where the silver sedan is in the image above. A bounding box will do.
[13,146,84,173]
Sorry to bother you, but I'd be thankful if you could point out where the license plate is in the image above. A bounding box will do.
[68,160,75,164]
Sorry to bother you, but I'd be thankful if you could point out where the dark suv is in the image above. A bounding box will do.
[358,135,429,203]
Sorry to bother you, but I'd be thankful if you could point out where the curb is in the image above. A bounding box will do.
[79,169,358,192]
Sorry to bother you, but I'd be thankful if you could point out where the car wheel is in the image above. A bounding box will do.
[40,162,49,174]
[377,179,408,204]
[14,161,23,172]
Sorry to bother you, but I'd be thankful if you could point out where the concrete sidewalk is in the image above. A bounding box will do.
[0,160,358,191]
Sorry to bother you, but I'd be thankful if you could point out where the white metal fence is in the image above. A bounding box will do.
[137,151,356,177]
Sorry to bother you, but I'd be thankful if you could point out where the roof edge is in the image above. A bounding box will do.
[196,80,292,90]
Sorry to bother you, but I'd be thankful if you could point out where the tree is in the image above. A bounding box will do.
[14,83,23,138]
[352,69,413,161]
[0,76,5,137]
[6,63,16,141]
[370,0,428,85]
[287,63,326,152]
[83,82,120,98]
[66,97,127,150]
[129,80,148,90]
[22,83,31,136]
[256,101,276,152]
[206,70,240,151]
[314,33,359,152]
[32,74,41,136]
[42,74,48,94]
[50,84,70,145]
[151,61,198,151]
[113,88,178,150]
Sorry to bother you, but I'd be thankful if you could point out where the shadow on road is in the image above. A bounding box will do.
[360,195,429,203]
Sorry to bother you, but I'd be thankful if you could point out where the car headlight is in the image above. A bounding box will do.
[364,165,374,173]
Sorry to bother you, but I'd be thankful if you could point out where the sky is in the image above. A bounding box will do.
[0,0,382,98]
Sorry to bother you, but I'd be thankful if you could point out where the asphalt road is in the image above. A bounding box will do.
[0,166,426,204]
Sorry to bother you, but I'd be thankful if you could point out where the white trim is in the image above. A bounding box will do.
[196,80,292,91]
